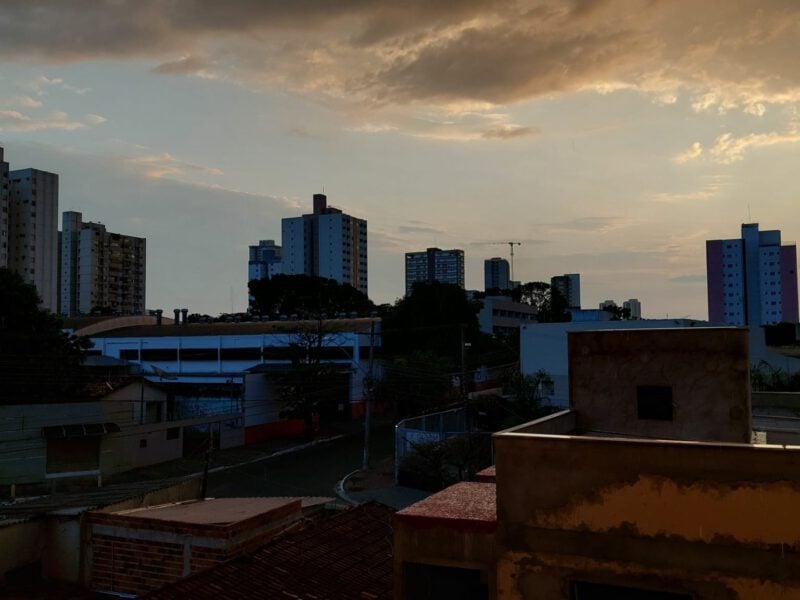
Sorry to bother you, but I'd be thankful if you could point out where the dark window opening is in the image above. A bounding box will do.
[141,348,178,362]
[403,562,487,600]
[139,438,147,448]
[571,580,692,599]
[166,427,180,440]
[637,385,673,421]
[181,348,218,361]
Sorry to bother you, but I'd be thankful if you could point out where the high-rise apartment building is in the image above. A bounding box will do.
[405,247,465,295]
[281,194,368,295]
[0,147,9,268]
[551,273,581,309]
[248,239,282,282]
[623,298,642,319]
[61,211,146,316]
[8,168,59,311]
[707,223,799,326]
[484,257,510,291]
[248,239,282,310]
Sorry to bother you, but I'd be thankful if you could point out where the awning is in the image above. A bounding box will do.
[42,422,121,439]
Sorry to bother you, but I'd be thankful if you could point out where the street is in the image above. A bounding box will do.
[206,423,395,498]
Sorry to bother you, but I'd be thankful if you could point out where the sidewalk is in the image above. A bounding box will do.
[338,455,431,510]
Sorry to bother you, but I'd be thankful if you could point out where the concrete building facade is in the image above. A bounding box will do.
[707,223,799,326]
[550,273,580,309]
[60,211,146,316]
[281,194,368,295]
[0,380,244,488]
[395,328,800,599]
[8,168,59,311]
[0,147,9,268]
[478,296,537,337]
[248,239,282,283]
[484,257,510,291]
[405,247,465,295]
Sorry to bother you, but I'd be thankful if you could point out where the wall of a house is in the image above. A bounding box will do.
[568,328,751,443]
[493,433,800,599]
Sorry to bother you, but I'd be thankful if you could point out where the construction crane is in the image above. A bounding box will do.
[491,241,522,282]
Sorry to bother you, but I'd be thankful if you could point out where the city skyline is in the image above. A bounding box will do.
[1,2,799,316]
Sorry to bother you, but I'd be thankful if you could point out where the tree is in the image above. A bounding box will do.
[382,281,481,363]
[376,351,456,418]
[0,268,92,403]
[515,282,570,322]
[248,274,374,317]
[274,323,351,439]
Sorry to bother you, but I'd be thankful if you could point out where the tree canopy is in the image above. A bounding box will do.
[0,268,91,403]
[382,281,481,363]
[248,274,374,317]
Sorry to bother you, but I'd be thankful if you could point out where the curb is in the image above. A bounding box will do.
[335,469,362,506]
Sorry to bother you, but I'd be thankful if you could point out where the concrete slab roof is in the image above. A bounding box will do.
[115,497,298,526]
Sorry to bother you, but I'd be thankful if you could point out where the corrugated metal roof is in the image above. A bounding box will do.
[92,318,380,338]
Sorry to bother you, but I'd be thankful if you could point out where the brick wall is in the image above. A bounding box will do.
[91,535,185,594]
[87,500,303,596]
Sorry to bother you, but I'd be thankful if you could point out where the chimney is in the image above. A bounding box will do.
[181,308,188,325]
[173,308,180,325]
[155,309,163,326]
[313,193,327,214]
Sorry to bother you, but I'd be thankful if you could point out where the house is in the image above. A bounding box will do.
[146,502,395,599]
[0,378,243,492]
[395,328,800,598]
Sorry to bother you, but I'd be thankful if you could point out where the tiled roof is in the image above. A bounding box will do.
[395,482,497,534]
[146,502,395,600]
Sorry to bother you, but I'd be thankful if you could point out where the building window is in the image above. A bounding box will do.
[139,438,147,448]
[166,427,180,440]
[637,385,673,421]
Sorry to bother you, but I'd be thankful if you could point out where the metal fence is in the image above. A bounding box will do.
[394,407,468,483]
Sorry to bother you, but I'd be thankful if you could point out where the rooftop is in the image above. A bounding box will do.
[395,482,496,534]
[91,317,380,338]
[113,497,300,526]
[146,502,395,600]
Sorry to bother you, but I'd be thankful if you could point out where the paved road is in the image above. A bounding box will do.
[207,423,395,498]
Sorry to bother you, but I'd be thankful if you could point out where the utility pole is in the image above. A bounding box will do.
[362,321,376,470]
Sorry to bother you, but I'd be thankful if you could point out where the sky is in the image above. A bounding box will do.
[1,0,799,318]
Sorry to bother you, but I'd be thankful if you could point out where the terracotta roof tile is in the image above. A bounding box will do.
[395,482,496,534]
[145,503,394,600]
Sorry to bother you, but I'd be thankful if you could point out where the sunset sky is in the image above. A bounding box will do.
[1,1,799,317]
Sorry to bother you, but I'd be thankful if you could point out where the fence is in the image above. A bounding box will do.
[394,407,469,484]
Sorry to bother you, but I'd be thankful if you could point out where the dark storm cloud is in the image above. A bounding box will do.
[1,0,799,112]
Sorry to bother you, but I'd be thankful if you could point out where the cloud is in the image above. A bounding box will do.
[125,152,224,180]
[0,109,87,132]
[673,142,703,164]
[650,174,730,204]
[1,0,800,118]
[669,274,706,284]
[85,113,107,125]
[539,217,639,234]
[152,55,215,78]
[481,125,539,140]
[3,95,43,108]
[709,130,800,164]
[397,223,448,235]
